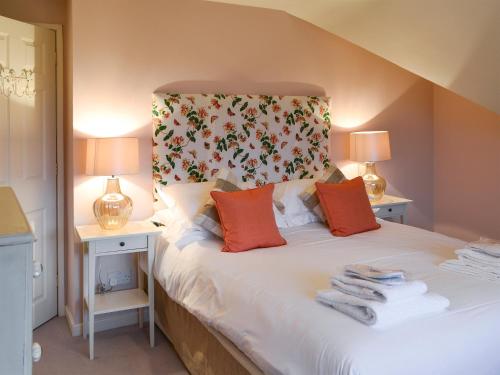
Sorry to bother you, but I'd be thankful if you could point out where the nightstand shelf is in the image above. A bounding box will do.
[76,221,162,360]
[371,194,412,223]
[85,288,149,315]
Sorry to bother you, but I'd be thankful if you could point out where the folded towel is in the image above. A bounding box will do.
[440,259,500,282]
[330,275,428,302]
[344,264,406,280]
[456,256,500,276]
[467,238,500,257]
[316,289,450,328]
[456,249,500,268]
[457,256,500,274]
[344,264,406,285]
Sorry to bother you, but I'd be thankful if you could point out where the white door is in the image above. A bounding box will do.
[0,15,58,328]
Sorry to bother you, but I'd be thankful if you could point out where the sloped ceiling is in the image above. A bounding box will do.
[208,0,500,114]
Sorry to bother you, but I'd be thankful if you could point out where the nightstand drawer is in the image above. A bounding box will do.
[95,236,147,254]
[374,204,406,219]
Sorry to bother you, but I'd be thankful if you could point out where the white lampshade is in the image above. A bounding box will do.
[86,137,139,176]
[349,131,391,162]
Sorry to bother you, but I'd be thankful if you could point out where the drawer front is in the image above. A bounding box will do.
[95,236,148,254]
[374,204,406,219]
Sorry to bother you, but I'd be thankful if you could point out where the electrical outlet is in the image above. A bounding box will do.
[108,270,132,286]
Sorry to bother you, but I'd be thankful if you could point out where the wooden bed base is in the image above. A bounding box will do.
[154,280,263,375]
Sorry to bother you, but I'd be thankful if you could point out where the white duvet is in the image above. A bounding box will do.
[153,220,500,375]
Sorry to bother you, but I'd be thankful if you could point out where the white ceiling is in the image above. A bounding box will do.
[208,0,500,114]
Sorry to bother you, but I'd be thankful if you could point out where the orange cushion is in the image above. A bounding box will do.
[210,184,287,252]
[315,177,381,236]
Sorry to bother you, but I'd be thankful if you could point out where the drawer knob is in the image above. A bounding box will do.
[119,241,125,247]
[388,208,392,212]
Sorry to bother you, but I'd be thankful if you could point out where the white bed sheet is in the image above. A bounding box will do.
[153,220,500,375]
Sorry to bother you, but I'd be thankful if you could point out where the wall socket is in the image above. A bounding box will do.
[108,270,132,287]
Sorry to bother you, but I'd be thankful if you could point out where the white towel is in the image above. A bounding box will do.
[330,275,428,302]
[344,264,406,281]
[343,273,406,286]
[316,289,450,329]
[458,256,500,274]
[440,259,500,282]
[467,238,500,257]
[456,248,500,267]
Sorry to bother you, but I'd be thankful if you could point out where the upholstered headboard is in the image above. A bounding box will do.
[152,93,331,187]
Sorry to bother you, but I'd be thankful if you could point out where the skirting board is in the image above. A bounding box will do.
[65,305,149,337]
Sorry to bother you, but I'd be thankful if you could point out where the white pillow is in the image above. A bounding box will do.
[154,181,216,249]
[273,204,288,229]
[151,207,213,250]
[156,181,216,220]
[274,179,320,227]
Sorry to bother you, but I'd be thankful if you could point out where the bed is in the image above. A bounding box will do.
[150,93,500,375]
[153,220,500,375]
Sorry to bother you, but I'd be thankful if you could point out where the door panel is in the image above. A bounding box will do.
[29,209,45,304]
[0,15,58,328]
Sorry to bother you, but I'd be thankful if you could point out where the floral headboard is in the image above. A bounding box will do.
[152,93,331,187]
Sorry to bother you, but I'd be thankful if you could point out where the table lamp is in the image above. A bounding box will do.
[86,137,139,229]
[349,131,391,201]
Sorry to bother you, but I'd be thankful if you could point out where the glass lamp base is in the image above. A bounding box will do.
[362,162,387,201]
[94,177,133,230]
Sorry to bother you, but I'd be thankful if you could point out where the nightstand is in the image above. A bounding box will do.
[371,195,412,223]
[75,221,162,360]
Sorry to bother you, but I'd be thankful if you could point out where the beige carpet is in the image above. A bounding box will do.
[33,317,189,375]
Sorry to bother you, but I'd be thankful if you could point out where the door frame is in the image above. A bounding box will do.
[37,23,65,317]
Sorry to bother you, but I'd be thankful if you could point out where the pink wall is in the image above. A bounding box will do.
[68,0,435,322]
[434,86,500,241]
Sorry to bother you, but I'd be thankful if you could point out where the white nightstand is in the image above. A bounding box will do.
[371,195,412,223]
[75,221,162,360]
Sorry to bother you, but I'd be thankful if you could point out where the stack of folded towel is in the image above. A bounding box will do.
[440,238,500,282]
[316,264,450,328]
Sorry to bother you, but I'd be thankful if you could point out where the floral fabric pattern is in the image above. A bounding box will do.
[152,93,331,187]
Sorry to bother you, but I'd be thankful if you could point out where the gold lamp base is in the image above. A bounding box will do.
[362,162,387,201]
[93,177,133,230]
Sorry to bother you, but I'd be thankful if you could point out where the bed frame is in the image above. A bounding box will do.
[154,281,263,375]
[151,93,332,374]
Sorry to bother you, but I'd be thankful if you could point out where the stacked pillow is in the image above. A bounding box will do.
[273,178,320,227]
[210,184,287,252]
[299,164,346,221]
[154,163,381,252]
[193,169,287,237]
[192,169,243,238]
[297,165,380,236]
[315,177,381,236]
[153,180,216,248]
